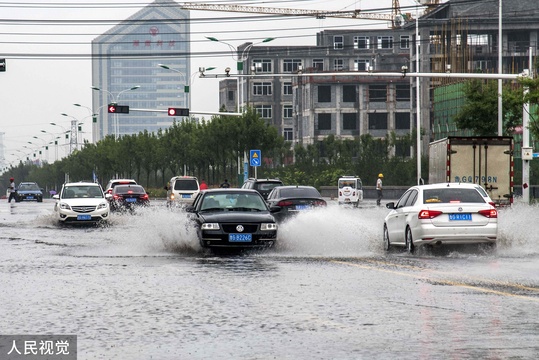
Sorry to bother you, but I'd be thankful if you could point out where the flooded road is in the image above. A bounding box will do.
[1,200,539,359]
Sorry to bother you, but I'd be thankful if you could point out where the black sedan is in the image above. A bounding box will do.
[186,189,278,249]
[107,184,150,212]
[266,185,327,223]
[16,182,44,202]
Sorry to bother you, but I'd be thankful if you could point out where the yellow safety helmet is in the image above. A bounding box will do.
[378,173,384,178]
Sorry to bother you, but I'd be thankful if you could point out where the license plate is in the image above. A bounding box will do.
[449,213,472,221]
[77,214,92,221]
[229,233,252,242]
[295,204,312,210]
[27,196,34,200]
[126,198,137,203]
[181,194,191,198]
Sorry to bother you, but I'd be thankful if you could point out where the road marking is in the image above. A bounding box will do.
[331,259,539,303]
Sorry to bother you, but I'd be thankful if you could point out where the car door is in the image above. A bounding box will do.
[386,190,412,244]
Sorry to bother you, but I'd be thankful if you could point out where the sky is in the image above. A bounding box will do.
[0,0,426,168]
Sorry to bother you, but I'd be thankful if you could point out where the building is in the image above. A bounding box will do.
[92,0,190,141]
[219,28,412,151]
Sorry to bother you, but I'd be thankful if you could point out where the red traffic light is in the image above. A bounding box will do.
[168,108,189,116]
[108,104,129,114]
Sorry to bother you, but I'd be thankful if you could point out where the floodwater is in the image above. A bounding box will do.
[1,199,539,359]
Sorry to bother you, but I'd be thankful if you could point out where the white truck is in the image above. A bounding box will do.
[337,176,363,207]
[428,136,514,206]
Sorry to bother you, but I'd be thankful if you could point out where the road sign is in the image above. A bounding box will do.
[533,153,539,158]
[250,150,261,167]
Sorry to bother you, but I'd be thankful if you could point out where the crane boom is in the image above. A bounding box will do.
[179,3,395,21]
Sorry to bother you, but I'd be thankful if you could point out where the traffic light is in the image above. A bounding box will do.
[168,108,189,116]
[0,58,5,72]
[108,104,129,114]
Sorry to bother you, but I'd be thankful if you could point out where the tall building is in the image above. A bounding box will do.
[92,0,190,141]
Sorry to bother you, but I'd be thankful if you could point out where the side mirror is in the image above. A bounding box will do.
[105,194,112,200]
[185,205,195,213]
[385,202,395,210]
[52,194,59,200]
[270,206,281,213]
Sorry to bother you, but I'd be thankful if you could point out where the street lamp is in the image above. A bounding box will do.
[74,103,106,144]
[205,36,275,111]
[50,122,70,157]
[158,65,216,111]
[41,130,62,162]
[91,85,140,139]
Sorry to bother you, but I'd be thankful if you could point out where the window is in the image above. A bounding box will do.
[255,105,272,118]
[369,84,387,102]
[227,90,234,101]
[396,84,410,101]
[354,36,369,49]
[369,113,388,129]
[252,59,272,73]
[334,59,344,71]
[354,59,369,71]
[283,59,302,72]
[318,86,331,103]
[400,35,410,49]
[334,35,344,50]
[283,105,293,119]
[343,85,356,102]
[284,128,293,141]
[377,36,393,49]
[283,82,292,95]
[313,59,324,71]
[253,82,272,95]
[318,114,331,130]
[395,113,411,129]
[342,113,358,130]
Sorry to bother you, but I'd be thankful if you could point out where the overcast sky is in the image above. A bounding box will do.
[0,0,425,167]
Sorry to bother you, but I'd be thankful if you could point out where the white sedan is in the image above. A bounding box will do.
[53,182,110,225]
[383,183,498,253]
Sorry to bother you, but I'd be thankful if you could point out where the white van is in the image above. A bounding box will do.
[338,176,363,207]
[165,176,200,207]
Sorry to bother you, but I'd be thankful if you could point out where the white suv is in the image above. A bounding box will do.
[165,176,200,207]
[53,182,110,224]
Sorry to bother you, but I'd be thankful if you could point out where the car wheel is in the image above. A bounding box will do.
[383,224,391,251]
[405,227,415,254]
[37,198,43,203]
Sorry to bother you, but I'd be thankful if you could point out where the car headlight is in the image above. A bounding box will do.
[261,223,277,231]
[201,223,220,230]
[59,202,71,210]
[97,202,108,210]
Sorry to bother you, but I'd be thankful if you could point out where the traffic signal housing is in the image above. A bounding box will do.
[168,108,189,116]
[108,104,129,114]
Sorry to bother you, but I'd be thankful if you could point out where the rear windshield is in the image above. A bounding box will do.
[115,185,145,193]
[174,179,198,191]
[423,188,485,204]
[280,188,321,198]
[255,182,283,191]
[111,181,136,189]
[338,180,357,189]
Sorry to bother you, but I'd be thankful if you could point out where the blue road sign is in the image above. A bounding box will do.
[250,150,261,167]
[534,153,539,158]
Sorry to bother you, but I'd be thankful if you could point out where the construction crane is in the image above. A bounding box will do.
[180,1,411,29]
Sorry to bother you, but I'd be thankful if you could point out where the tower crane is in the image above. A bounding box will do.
[179,1,411,29]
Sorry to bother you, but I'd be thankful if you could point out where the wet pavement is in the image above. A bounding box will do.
[1,199,539,359]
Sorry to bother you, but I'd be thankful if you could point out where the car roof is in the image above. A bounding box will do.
[416,183,484,190]
[19,182,38,184]
[108,179,136,183]
[64,182,101,187]
[202,188,260,194]
[170,176,198,181]
[273,185,315,189]
[247,178,282,183]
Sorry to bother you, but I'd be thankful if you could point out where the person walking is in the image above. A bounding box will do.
[376,173,383,206]
[219,179,230,188]
[8,177,17,203]
[200,179,209,190]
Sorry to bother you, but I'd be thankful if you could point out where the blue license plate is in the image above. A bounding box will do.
[27,196,34,200]
[295,204,312,210]
[77,214,92,221]
[449,213,472,221]
[229,233,252,242]
[126,198,137,203]
[181,194,191,198]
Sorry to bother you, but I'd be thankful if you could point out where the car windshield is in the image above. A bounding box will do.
[200,193,267,211]
[280,187,321,198]
[255,182,282,191]
[18,183,40,191]
[174,179,198,191]
[338,180,356,189]
[115,185,145,194]
[423,188,486,204]
[63,186,103,199]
